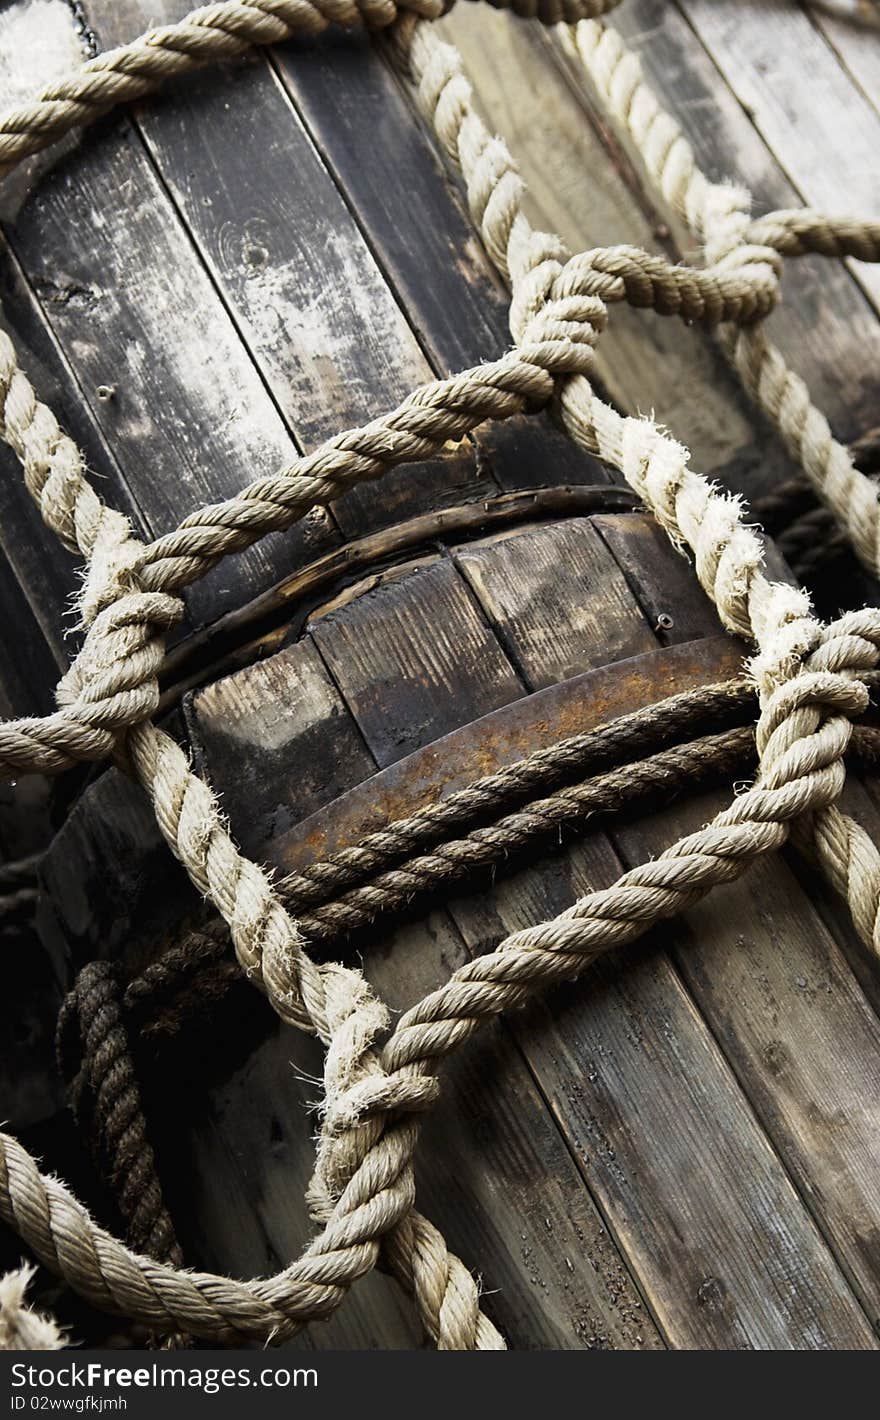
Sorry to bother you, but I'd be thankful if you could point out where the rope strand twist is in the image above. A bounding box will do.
[0,0,879,1351]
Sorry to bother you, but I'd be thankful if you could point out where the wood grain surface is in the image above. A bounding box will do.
[1,0,879,1350]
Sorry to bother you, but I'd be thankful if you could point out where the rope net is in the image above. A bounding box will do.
[0,0,879,1350]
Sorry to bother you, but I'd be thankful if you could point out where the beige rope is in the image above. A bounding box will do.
[0,0,623,174]
[0,0,879,1353]
[0,1265,64,1350]
[568,17,880,579]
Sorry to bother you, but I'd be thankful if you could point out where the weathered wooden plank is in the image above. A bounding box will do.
[451,511,874,1340]
[280,31,512,373]
[591,513,722,645]
[809,4,880,122]
[538,0,880,458]
[0,3,99,664]
[4,5,340,630]
[592,512,795,643]
[486,508,880,1332]
[188,537,668,1348]
[357,908,661,1349]
[0,238,151,666]
[438,2,794,506]
[612,791,880,1329]
[454,518,656,687]
[158,486,643,704]
[6,149,336,629]
[0,547,61,720]
[270,27,608,492]
[309,556,523,766]
[88,2,498,537]
[681,0,880,311]
[186,637,376,861]
[451,844,878,1348]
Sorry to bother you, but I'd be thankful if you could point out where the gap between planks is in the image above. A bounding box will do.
[188,517,878,1345]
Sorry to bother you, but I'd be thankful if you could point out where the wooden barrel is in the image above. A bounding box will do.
[1,0,880,1353]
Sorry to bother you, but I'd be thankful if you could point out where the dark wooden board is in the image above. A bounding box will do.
[308,556,523,765]
[451,514,880,1340]
[549,0,880,446]
[185,521,675,1349]
[181,512,877,1347]
[439,3,793,506]
[4,109,340,631]
[88,6,500,535]
[0,536,62,721]
[680,0,880,312]
[453,519,657,688]
[269,27,611,494]
[0,241,147,664]
[613,793,880,1328]
[186,636,377,860]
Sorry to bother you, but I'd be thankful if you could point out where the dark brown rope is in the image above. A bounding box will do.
[281,676,757,912]
[56,962,184,1268]
[122,920,238,1039]
[294,724,756,941]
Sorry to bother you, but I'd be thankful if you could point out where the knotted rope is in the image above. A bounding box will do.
[0,0,621,172]
[0,0,879,1351]
[54,700,880,1296]
[567,18,880,580]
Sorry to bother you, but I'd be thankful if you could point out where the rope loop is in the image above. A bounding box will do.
[0,0,879,1356]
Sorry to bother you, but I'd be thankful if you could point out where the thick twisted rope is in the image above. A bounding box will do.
[0,1266,63,1351]
[56,962,184,1267]
[61,713,880,1045]
[54,709,880,1333]
[56,711,766,1281]
[124,922,244,1038]
[0,0,623,173]
[567,18,880,580]
[0,6,877,777]
[751,430,880,586]
[54,956,495,1351]
[0,2,879,1353]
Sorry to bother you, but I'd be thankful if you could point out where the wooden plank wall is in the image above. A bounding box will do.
[1,0,878,666]
[1,0,879,1351]
[179,516,878,1349]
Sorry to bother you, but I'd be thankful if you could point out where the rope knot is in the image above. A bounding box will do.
[55,590,184,745]
[44,502,186,758]
[307,962,437,1224]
